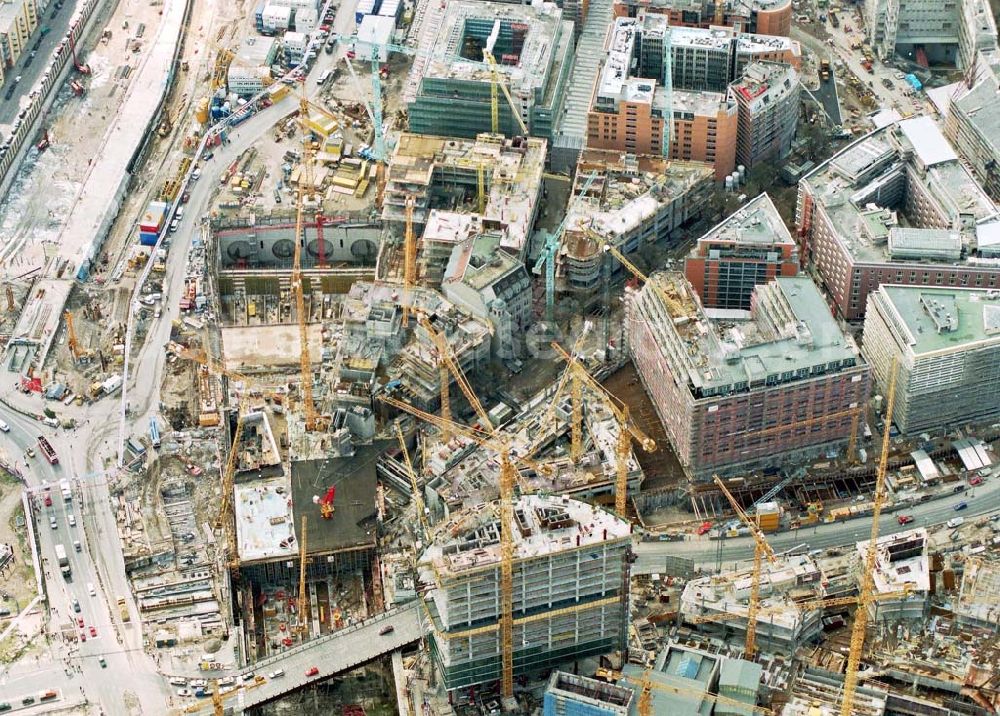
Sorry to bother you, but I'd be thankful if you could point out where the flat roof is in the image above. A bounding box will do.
[288,442,384,555]
[639,273,861,395]
[803,121,999,266]
[876,285,1000,356]
[856,527,930,594]
[383,133,546,255]
[897,116,957,167]
[423,0,565,90]
[419,494,631,580]
[698,193,795,247]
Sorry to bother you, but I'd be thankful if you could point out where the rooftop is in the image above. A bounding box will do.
[680,554,824,631]
[289,443,383,554]
[443,231,524,292]
[855,528,931,595]
[697,193,795,248]
[637,274,862,396]
[803,120,999,265]
[546,672,633,714]
[956,557,1000,625]
[421,0,565,92]
[564,152,714,258]
[383,133,546,255]
[419,494,631,580]
[236,36,277,66]
[619,645,720,715]
[731,62,798,108]
[874,285,1000,356]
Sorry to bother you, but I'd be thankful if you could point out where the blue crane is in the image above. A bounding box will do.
[532,171,600,323]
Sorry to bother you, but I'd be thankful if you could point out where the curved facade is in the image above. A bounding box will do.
[751,0,792,36]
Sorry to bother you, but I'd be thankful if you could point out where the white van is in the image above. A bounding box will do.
[946,516,965,529]
[317,69,332,85]
[0,419,9,432]
[87,582,96,596]
[268,669,285,679]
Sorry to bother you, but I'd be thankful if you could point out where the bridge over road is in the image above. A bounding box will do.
[183,602,426,713]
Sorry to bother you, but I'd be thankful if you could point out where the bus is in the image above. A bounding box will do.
[317,69,333,85]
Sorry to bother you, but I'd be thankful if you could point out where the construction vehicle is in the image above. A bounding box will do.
[820,59,831,81]
[551,341,655,517]
[841,360,898,716]
[316,486,336,519]
[713,475,777,659]
[117,596,130,623]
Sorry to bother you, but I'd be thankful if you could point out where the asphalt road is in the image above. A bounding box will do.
[634,475,1000,573]
[0,0,79,125]
[0,407,169,712]
[806,71,843,126]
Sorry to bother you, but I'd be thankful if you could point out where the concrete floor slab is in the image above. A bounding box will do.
[220,323,323,371]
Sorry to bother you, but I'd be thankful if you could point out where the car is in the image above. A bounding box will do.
[218,676,236,687]
[177,688,192,697]
[169,677,188,686]
[240,672,255,683]
[21,697,34,706]
[87,582,96,596]
[99,657,107,668]
[305,667,319,677]
[379,624,394,635]
[79,631,86,642]
[955,501,969,511]
[25,447,35,459]
[897,514,914,525]
[73,540,81,552]
[268,669,285,679]
[49,516,57,529]
[44,494,52,507]
[320,23,330,30]
[346,49,356,59]
[189,679,207,688]
[77,617,84,628]
[67,513,76,527]
[89,626,96,637]
[72,598,80,612]
[696,521,713,535]
[0,419,9,432]
[203,151,214,160]
[970,476,984,486]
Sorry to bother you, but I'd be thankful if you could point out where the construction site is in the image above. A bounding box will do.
[2,0,1000,709]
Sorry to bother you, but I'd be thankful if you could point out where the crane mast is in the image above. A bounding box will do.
[714,475,777,658]
[841,360,898,715]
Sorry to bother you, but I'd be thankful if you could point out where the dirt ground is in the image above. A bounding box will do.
[602,362,686,492]
[0,471,37,623]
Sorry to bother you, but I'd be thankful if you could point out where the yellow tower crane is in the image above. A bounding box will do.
[687,587,914,626]
[482,50,529,136]
[418,314,496,441]
[603,241,697,319]
[714,475,778,659]
[402,196,417,327]
[395,422,429,542]
[64,311,81,361]
[298,514,309,637]
[177,346,259,569]
[292,94,327,432]
[551,341,656,518]
[378,393,548,701]
[841,359,898,716]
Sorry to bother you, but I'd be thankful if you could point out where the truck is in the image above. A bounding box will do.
[55,544,71,579]
[149,417,161,448]
[37,435,58,464]
[59,478,71,502]
[820,60,831,81]
[117,596,130,623]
